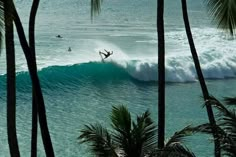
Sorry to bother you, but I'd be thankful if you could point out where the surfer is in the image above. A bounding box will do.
[68,47,72,52]
[56,34,62,38]
[99,49,113,60]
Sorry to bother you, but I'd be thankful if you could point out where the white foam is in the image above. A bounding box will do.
[112,50,236,82]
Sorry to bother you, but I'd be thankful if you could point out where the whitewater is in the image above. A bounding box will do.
[0,0,235,156]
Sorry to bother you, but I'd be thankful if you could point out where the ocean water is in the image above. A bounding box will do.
[0,0,236,156]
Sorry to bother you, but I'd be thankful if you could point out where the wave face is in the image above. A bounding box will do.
[37,52,236,83]
[1,49,236,91]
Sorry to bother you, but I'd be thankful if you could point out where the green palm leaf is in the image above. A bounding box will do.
[196,97,236,156]
[91,0,102,20]
[79,124,118,157]
[194,123,236,157]
[208,97,236,125]
[133,110,157,153]
[205,0,236,35]
[111,106,157,156]
[224,97,236,105]
[160,126,195,157]
[165,126,193,146]
[110,105,132,155]
[79,105,196,157]
[110,105,132,137]
[159,144,195,157]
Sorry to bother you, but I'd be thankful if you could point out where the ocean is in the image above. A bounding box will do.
[0,0,235,156]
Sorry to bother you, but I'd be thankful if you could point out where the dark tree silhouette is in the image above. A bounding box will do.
[181,0,221,156]
[157,0,165,149]
[12,5,55,156]
[29,0,40,156]
[4,0,20,156]
[79,105,195,157]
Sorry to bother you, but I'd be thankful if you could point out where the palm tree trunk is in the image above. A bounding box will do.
[12,5,55,157]
[29,0,40,156]
[4,1,20,156]
[181,0,221,156]
[157,0,165,149]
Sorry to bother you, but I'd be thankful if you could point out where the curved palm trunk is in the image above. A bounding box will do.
[29,0,40,156]
[4,1,20,156]
[157,0,165,149]
[12,5,55,157]
[181,0,220,156]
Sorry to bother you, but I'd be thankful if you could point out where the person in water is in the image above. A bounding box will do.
[56,34,62,38]
[99,49,113,59]
[68,47,72,52]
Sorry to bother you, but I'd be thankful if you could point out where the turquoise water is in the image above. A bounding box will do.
[0,0,236,156]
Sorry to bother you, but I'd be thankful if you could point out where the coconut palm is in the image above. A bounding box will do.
[29,0,40,156]
[79,105,195,157]
[0,0,105,156]
[12,3,55,156]
[79,105,157,157]
[180,0,221,156]
[157,0,166,149]
[0,1,55,155]
[14,0,102,155]
[4,0,21,156]
[2,0,102,156]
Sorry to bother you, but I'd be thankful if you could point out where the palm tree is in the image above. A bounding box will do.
[4,0,21,156]
[12,3,55,156]
[79,105,157,157]
[29,0,40,156]
[79,105,195,157]
[0,0,104,155]
[180,0,220,156]
[11,1,102,156]
[0,1,55,155]
[157,0,165,149]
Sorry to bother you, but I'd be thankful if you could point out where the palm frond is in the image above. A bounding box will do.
[79,124,118,157]
[222,143,236,157]
[207,96,232,116]
[79,106,158,157]
[126,110,157,156]
[208,97,236,127]
[110,105,131,136]
[160,143,196,157]
[224,97,236,105]
[165,125,193,147]
[197,123,236,157]
[135,110,157,152]
[192,123,227,139]
[91,0,102,20]
[110,105,132,155]
[155,126,196,157]
[205,0,236,35]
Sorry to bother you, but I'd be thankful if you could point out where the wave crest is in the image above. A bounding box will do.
[1,51,236,91]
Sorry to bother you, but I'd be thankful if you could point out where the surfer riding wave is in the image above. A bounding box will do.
[99,49,113,61]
